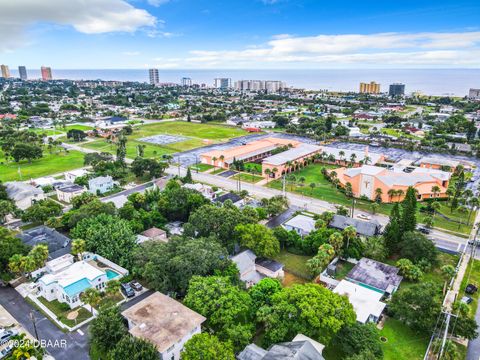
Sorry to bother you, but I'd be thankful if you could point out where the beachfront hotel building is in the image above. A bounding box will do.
[332,165,451,203]
[41,66,53,81]
[359,81,380,94]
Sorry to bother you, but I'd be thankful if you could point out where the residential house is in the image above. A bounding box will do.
[5,182,45,210]
[214,192,244,207]
[88,176,115,194]
[183,183,216,200]
[346,258,403,296]
[38,253,127,309]
[56,184,86,203]
[237,334,325,360]
[121,292,206,360]
[329,215,382,237]
[64,169,89,183]
[231,250,284,288]
[282,214,316,237]
[333,279,386,324]
[140,227,168,243]
[17,226,71,259]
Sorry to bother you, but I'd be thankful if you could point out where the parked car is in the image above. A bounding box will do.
[461,296,473,305]
[0,343,13,359]
[468,239,479,246]
[0,329,18,346]
[120,283,135,298]
[130,281,143,292]
[466,284,478,294]
[418,227,431,234]
[356,213,371,220]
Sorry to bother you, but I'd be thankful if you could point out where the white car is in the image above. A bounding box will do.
[356,213,371,221]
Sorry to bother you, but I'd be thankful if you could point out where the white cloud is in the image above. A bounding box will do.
[147,0,170,7]
[122,51,141,56]
[0,0,157,52]
[183,31,480,68]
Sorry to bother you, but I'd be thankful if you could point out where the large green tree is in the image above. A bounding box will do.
[109,335,158,360]
[0,228,30,273]
[133,236,231,296]
[21,199,62,223]
[71,214,137,268]
[249,278,282,311]
[184,276,254,351]
[89,306,127,354]
[333,323,383,359]
[257,283,356,346]
[398,231,438,265]
[383,203,402,254]
[390,282,442,332]
[235,223,280,257]
[182,333,235,360]
[401,187,417,233]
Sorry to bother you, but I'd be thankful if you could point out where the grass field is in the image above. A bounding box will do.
[38,297,92,327]
[80,122,247,160]
[267,163,473,235]
[0,150,85,182]
[460,259,480,318]
[190,163,214,172]
[379,318,430,360]
[273,249,313,279]
[231,172,264,183]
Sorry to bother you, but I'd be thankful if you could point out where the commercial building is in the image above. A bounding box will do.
[388,83,405,96]
[148,68,159,85]
[332,164,451,203]
[468,88,480,100]
[1,65,10,78]
[122,292,206,360]
[18,66,27,80]
[359,81,380,94]
[262,143,322,177]
[181,77,192,87]
[41,66,52,81]
[234,80,286,93]
[38,253,127,309]
[214,77,231,89]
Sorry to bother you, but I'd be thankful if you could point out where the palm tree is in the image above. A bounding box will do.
[374,188,383,203]
[211,156,218,172]
[264,168,271,183]
[219,155,225,168]
[29,244,49,268]
[328,232,344,253]
[387,189,396,202]
[350,153,357,165]
[396,189,404,202]
[342,226,357,251]
[71,239,86,261]
[105,280,121,297]
[339,151,345,163]
[309,182,316,194]
[431,185,441,199]
[272,167,278,179]
[81,288,101,314]
[431,201,441,218]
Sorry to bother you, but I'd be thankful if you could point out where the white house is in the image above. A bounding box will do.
[5,182,45,210]
[333,280,386,324]
[37,253,127,309]
[56,184,86,203]
[283,214,316,237]
[183,183,216,200]
[64,169,89,183]
[88,176,115,194]
[121,292,206,360]
[231,250,284,288]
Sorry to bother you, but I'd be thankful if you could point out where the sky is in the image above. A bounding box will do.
[1,0,480,69]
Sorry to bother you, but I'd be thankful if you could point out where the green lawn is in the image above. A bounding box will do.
[0,150,85,182]
[29,128,64,136]
[231,173,264,183]
[80,122,247,160]
[245,162,263,173]
[190,163,214,172]
[37,297,92,327]
[267,163,473,235]
[460,259,480,318]
[379,318,429,360]
[273,249,313,279]
[211,167,228,175]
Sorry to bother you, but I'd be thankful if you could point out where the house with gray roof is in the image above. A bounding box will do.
[237,334,325,360]
[231,250,284,288]
[283,214,316,237]
[5,181,45,210]
[17,226,71,259]
[346,258,403,295]
[329,215,382,237]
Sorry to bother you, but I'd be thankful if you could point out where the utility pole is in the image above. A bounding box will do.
[282,175,286,197]
[30,311,39,340]
[351,198,356,217]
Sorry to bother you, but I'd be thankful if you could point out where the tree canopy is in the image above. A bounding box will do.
[182,333,235,360]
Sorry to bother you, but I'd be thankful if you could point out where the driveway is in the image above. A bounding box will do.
[0,287,89,360]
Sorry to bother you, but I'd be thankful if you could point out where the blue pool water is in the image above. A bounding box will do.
[64,278,91,297]
[106,269,120,280]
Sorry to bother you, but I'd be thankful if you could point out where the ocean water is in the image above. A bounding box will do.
[8,68,480,96]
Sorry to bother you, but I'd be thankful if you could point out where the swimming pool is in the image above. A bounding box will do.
[106,269,120,280]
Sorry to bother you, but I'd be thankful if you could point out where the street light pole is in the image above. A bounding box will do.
[30,311,39,340]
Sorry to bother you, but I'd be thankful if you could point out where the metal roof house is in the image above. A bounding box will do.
[329,215,382,237]
[346,258,403,295]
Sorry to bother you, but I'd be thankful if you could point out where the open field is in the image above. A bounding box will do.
[80,122,248,160]
[273,249,313,280]
[190,163,214,172]
[460,259,480,317]
[379,318,429,360]
[231,172,264,183]
[267,163,473,235]
[0,150,85,182]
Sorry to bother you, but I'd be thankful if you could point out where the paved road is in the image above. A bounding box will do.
[166,166,469,253]
[100,181,154,202]
[0,287,89,360]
